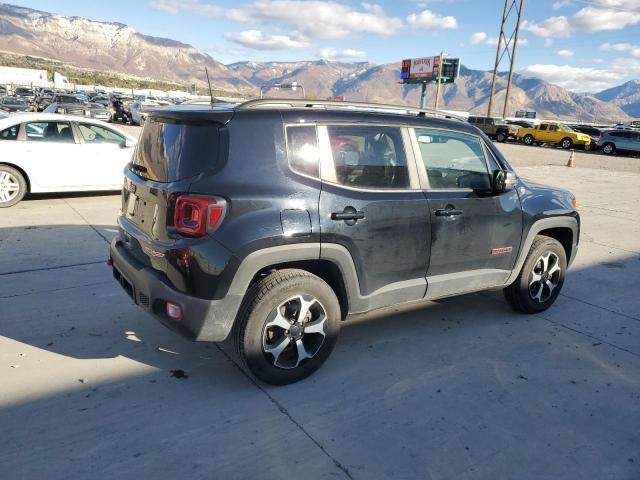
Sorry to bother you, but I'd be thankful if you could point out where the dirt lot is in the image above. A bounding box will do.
[1,142,639,479]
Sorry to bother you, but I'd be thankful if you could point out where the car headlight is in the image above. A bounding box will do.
[84,110,91,117]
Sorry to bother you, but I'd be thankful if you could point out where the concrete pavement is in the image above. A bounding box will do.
[0,164,639,480]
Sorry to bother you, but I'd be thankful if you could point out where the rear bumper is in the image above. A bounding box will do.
[109,239,243,342]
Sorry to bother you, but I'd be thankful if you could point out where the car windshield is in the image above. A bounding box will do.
[563,125,575,132]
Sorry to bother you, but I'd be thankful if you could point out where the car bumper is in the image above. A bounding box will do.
[109,239,243,342]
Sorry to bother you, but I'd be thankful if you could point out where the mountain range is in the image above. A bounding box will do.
[0,3,638,122]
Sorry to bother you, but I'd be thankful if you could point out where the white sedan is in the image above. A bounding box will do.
[0,113,137,207]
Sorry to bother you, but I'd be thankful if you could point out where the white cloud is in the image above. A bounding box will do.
[319,48,367,60]
[557,49,574,57]
[151,1,404,40]
[552,0,574,10]
[523,0,640,38]
[545,38,554,47]
[150,0,224,16]
[601,42,640,56]
[407,9,457,29]
[522,16,570,38]
[521,56,640,91]
[224,30,310,50]
[469,32,487,45]
[235,1,403,40]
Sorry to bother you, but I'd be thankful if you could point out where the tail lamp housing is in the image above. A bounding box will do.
[173,195,227,238]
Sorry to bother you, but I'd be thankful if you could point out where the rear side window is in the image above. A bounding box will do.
[0,125,18,141]
[539,124,548,131]
[131,119,219,182]
[326,125,409,189]
[25,122,74,143]
[78,123,125,145]
[286,125,319,178]
[414,128,491,190]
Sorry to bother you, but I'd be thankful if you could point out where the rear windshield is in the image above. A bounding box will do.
[130,118,220,183]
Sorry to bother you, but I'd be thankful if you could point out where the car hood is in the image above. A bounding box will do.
[518,177,576,211]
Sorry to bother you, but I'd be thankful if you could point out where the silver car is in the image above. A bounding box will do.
[597,130,640,155]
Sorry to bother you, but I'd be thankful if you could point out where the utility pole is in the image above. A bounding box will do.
[420,82,427,109]
[487,0,525,118]
[434,52,443,110]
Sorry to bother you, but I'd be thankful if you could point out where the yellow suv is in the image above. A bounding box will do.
[517,122,592,150]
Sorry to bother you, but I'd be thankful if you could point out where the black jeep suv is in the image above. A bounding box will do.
[110,99,580,385]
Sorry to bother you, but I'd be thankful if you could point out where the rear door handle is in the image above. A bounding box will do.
[435,209,463,217]
[331,211,365,221]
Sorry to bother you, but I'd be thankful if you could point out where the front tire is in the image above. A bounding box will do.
[560,138,573,149]
[503,235,567,314]
[233,269,341,385]
[496,131,507,143]
[0,165,27,208]
[602,143,615,155]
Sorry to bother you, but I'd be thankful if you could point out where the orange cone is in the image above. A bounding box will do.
[566,150,575,167]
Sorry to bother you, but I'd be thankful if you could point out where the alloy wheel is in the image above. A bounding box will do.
[529,251,561,303]
[0,171,20,203]
[262,295,328,369]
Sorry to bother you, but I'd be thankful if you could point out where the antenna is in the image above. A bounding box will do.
[205,67,214,105]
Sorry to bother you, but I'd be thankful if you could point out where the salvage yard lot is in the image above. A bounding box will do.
[1,147,639,479]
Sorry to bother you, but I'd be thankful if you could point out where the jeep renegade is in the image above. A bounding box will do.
[110,99,580,385]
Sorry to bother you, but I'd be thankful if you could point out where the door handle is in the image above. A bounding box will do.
[331,211,365,221]
[435,209,463,217]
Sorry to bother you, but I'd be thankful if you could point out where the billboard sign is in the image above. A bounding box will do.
[407,56,441,80]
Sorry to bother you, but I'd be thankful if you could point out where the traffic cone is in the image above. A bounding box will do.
[566,150,575,167]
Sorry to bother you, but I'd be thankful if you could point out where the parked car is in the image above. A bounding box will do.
[87,102,112,122]
[108,99,580,385]
[0,85,7,96]
[49,94,88,115]
[129,100,159,125]
[516,122,591,150]
[0,96,32,113]
[0,113,137,207]
[568,125,602,150]
[90,96,112,107]
[467,116,519,142]
[13,87,35,100]
[597,129,640,155]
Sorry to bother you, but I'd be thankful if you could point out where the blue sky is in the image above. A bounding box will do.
[13,0,640,91]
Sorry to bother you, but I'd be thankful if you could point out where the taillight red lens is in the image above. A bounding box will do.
[173,195,226,237]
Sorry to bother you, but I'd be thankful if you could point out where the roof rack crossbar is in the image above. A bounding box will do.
[236,99,465,121]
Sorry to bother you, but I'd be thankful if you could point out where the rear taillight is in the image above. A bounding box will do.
[173,195,227,237]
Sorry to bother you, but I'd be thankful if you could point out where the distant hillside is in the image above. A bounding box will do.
[595,80,640,118]
[0,3,254,92]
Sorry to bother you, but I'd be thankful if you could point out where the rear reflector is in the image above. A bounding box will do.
[166,302,183,321]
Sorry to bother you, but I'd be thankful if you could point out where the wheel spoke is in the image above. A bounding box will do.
[548,261,561,276]
[264,336,291,365]
[545,280,556,295]
[529,272,542,286]
[294,339,312,367]
[540,253,550,272]
[294,296,316,324]
[0,191,8,202]
[0,172,8,182]
[531,282,544,302]
[265,311,292,331]
[303,314,327,336]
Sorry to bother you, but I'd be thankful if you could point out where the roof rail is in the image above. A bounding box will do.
[236,99,465,122]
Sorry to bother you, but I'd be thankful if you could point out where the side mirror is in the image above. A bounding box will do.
[493,170,517,193]
[120,138,136,149]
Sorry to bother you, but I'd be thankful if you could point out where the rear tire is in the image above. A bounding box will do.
[233,269,341,385]
[503,235,567,314]
[602,143,615,155]
[523,134,535,146]
[0,165,27,208]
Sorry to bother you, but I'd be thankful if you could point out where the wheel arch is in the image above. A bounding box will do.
[506,217,579,286]
[0,162,31,193]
